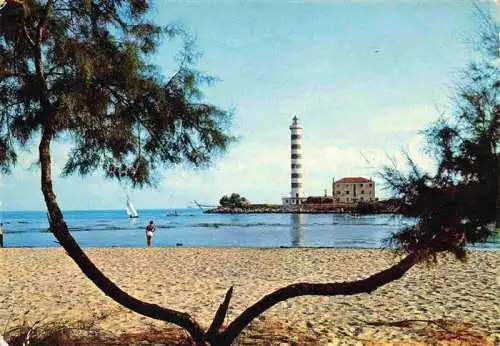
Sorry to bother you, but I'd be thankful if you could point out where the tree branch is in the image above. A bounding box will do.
[22,22,36,47]
[33,0,54,109]
[205,286,233,343]
[5,0,36,46]
[36,0,53,44]
[0,69,20,78]
[215,252,420,345]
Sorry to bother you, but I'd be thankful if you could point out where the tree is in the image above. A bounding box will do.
[1,2,497,345]
[219,192,249,208]
[0,0,231,341]
[380,9,498,261]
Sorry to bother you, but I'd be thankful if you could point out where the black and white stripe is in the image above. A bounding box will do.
[289,116,303,198]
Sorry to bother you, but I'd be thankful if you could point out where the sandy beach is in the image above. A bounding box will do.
[1,248,498,345]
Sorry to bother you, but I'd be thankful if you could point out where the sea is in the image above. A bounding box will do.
[1,209,498,249]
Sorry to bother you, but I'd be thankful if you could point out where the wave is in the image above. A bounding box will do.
[6,229,46,234]
[44,225,135,232]
[8,221,408,235]
[136,224,178,230]
[191,222,289,228]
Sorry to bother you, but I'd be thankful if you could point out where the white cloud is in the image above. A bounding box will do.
[369,105,443,134]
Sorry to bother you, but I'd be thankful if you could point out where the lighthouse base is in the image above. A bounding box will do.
[282,197,307,207]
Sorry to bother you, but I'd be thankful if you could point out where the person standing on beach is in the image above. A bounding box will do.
[145,220,156,247]
[0,223,4,248]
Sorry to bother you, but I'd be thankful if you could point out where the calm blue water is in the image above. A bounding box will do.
[0,209,498,249]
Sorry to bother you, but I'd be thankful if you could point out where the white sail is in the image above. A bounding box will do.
[126,196,138,218]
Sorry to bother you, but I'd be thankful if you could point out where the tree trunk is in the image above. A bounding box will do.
[37,115,206,341]
[34,4,205,338]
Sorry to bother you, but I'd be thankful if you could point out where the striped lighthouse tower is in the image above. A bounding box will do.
[290,116,303,202]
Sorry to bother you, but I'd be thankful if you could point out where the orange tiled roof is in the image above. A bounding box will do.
[336,177,372,183]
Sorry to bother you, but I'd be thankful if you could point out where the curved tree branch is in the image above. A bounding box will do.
[215,251,420,345]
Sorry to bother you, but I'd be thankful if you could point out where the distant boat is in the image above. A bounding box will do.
[193,200,218,212]
[166,192,179,216]
[126,196,139,218]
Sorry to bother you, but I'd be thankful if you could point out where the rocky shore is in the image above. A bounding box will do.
[205,200,400,214]
[205,206,338,214]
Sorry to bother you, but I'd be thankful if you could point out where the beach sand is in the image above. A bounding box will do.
[0,248,498,345]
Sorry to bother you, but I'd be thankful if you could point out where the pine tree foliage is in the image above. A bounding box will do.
[219,193,249,207]
[0,0,232,184]
[381,11,499,261]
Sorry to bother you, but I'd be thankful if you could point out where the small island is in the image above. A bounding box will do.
[205,193,402,214]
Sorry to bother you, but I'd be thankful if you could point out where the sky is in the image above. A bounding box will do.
[0,0,497,211]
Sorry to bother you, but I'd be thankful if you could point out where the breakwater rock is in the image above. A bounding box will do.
[204,207,339,214]
[204,200,401,214]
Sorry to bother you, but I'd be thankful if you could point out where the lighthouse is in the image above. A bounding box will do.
[282,116,305,207]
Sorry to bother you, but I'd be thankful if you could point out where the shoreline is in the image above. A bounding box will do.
[2,245,499,250]
[1,248,498,344]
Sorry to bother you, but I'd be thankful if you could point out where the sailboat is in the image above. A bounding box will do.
[166,210,178,216]
[126,195,139,218]
[166,193,178,216]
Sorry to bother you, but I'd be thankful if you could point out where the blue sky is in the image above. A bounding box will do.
[0,0,497,211]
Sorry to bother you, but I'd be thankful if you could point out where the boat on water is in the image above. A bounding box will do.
[126,196,139,218]
[193,200,218,212]
[166,192,179,216]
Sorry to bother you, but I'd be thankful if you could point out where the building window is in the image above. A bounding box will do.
[361,190,364,194]
[360,197,364,201]
[291,134,301,140]
[369,183,373,187]
[345,191,349,194]
[336,191,341,195]
[360,184,363,187]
